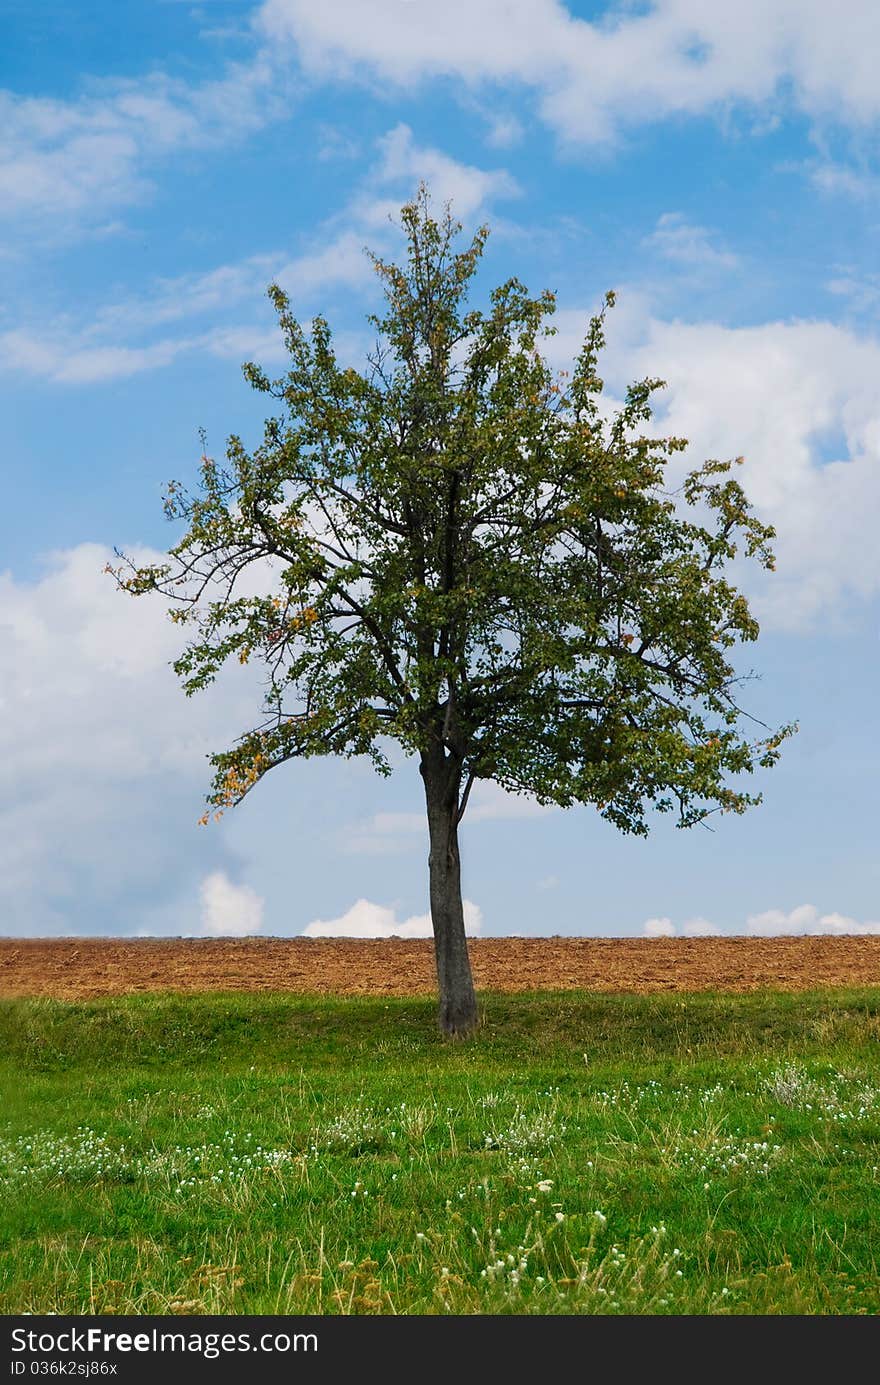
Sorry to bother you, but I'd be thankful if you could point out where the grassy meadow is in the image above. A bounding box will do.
[2,988,880,1314]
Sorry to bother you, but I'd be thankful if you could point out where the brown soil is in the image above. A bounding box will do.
[1,935,880,1001]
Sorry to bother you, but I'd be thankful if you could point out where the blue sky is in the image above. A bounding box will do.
[2,0,878,940]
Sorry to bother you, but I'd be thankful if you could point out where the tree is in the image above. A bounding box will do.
[109,187,794,1036]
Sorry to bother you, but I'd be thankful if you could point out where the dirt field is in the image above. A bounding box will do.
[2,935,880,1000]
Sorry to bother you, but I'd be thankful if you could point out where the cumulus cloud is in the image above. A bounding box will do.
[8,0,878,248]
[200,871,264,936]
[547,304,880,630]
[681,917,723,937]
[24,223,865,630]
[258,0,880,146]
[643,917,675,937]
[643,907,880,936]
[746,904,880,935]
[374,122,519,218]
[0,543,260,934]
[302,897,483,937]
[638,318,880,628]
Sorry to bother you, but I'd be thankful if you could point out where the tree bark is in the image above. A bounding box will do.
[420,753,479,1036]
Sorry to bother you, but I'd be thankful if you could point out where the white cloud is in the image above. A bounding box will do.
[810,162,878,199]
[640,319,880,628]
[93,256,284,334]
[549,304,880,630]
[643,917,675,937]
[0,328,192,384]
[258,0,880,145]
[12,296,880,639]
[8,0,879,251]
[681,917,723,936]
[644,906,880,936]
[316,123,363,162]
[485,113,525,150]
[259,0,564,87]
[302,896,483,937]
[746,903,819,935]
[0,543,260,934]
[646,213,739,270]
[0,263,375,386]
[1,123,516,385]
[746,904,880,935]
[277,229,379,297]
[200,870,264,936]
[0,229,377,384]
[827,271,880,315]
[0,55,281,236]
[374,123,520,218]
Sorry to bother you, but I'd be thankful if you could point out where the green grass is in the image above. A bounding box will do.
[2,988,880,1314]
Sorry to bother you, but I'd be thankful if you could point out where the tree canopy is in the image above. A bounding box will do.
[110,187,794,1034]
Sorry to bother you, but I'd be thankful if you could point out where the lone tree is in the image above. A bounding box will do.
[110,188,793,1036]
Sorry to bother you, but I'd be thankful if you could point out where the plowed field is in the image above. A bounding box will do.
[2,935,880,999]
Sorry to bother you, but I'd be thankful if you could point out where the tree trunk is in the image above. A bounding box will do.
[421,755,479,1036]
